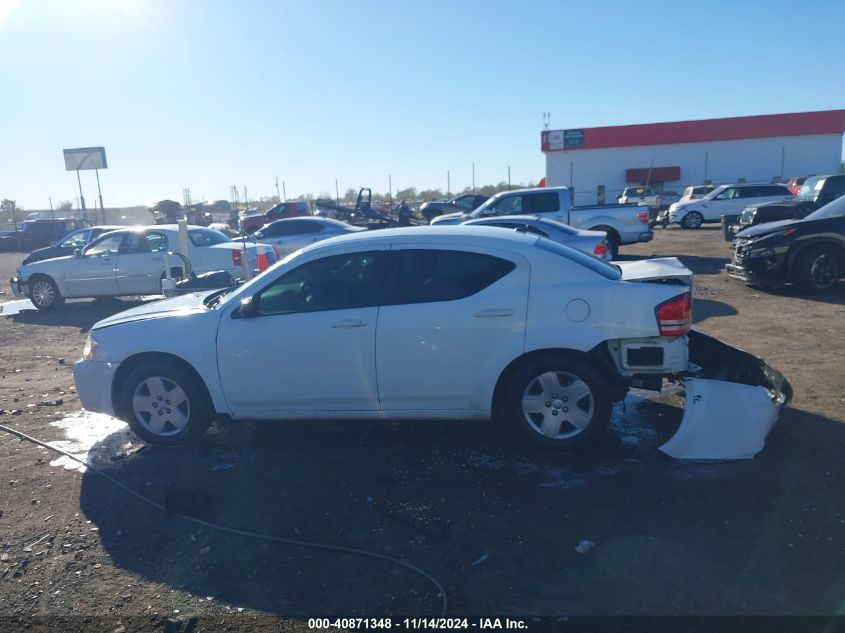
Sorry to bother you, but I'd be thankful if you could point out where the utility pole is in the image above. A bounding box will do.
[388,174,392,204]
[335,179,340,205]
[447,170,451,198]
[508,166,511,190]
[282,181,287,202]
[95,168,105,224]
[472,162,475,192]
[275,177,281,203]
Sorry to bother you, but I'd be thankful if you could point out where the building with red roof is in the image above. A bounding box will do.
[541,109,845,204]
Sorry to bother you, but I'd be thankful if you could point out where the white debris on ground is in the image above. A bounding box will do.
[47,410,134,472]
[0,299,36,315]
[575,540,595,554]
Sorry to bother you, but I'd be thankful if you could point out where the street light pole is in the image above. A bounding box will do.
[76,169,86,221]
[95,168,105,223]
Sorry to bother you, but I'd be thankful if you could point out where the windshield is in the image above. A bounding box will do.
[802,194,845,221]
[189,228,230,246]
[796,177,824,199]
[702,185,728,200]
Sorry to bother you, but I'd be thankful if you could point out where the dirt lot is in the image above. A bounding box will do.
[1,226,844,629]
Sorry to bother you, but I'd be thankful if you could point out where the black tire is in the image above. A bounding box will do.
[681,211,704,229]
[606,233,620,259]
[118,363,213,445]
[505,355,612,449]
[28,275,65,311]
[792,246,840,294]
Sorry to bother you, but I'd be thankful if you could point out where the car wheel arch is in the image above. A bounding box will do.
[787,239,845,274]
[490,346,626,420]
[111,352,215,420]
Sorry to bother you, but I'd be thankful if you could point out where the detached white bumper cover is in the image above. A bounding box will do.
[660,330,792,460]
[73,360,117,417]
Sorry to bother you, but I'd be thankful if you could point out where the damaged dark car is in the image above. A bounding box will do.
[727,194,845,293]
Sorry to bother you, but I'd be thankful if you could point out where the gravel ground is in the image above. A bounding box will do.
[0,226,843,630]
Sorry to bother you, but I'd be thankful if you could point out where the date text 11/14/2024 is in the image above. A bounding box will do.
[307,618,529,630]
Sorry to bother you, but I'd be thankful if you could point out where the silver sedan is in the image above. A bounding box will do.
[253,217,365,257]
[462,215,611,261]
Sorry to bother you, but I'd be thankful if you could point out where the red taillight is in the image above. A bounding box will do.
[655,292,691,337]
[231,249,243,266]
[593,240,608,257]
[637,211,650,225]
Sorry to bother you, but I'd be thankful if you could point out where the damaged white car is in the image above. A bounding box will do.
[72,226,790,458]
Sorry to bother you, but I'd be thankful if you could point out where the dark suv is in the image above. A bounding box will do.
[732,175,845,235]
[0,219,90,252]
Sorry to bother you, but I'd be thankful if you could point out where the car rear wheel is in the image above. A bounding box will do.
[793,247,840,293]
[505,356,611,449]
[119,363,213,445]
[28,275,65,311]
[681,211,704,229]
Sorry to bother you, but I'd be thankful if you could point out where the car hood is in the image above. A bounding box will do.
[735,219,798,238]
[615,257,693,285]
[21,246,55,264]
[92,291,215,330]
[431,211,470,224]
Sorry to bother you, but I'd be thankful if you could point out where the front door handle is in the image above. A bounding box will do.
[474,309,515,318]
[331,319,367,328]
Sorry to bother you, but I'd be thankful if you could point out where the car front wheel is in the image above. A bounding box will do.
[793,247,840,293]
[681,211,704,229]
[505,356,611,449]
[118,363,213,445]
[28,275,65,311]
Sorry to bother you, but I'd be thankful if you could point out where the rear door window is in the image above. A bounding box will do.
[527,192,560,213]
[386,249,516,305]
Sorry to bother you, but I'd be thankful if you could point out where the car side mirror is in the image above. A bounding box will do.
[234,294,259,318]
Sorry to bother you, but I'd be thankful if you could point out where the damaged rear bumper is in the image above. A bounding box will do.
[659,330,792,460]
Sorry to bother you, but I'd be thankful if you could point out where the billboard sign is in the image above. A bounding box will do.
[63,147,108,171]
[542,129,586,151]
[563,129,585,148]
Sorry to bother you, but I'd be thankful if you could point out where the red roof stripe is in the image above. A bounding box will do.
[542,109,845,152]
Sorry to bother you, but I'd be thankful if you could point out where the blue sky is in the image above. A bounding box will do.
[1,0,843,209]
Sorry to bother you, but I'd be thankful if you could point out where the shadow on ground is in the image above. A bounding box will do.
[78,393,845,616]
[693,298,738,324]
[8,298,150,332]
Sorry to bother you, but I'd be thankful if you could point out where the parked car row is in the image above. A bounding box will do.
[11,225,277,310]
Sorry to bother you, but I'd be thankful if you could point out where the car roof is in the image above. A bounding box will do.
[305,225,539,251]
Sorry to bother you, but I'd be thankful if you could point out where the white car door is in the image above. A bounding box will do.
[704,187,743,220]
[64,231,125,297]
[115,231,169,295]
[376,246,529,412]
[216,249,385,418]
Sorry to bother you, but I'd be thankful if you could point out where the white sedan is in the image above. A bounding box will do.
[11,225,276,310]
[73,226,696,449]
[252,217,365,256]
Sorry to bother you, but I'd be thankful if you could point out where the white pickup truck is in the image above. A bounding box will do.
[430,186,652,258]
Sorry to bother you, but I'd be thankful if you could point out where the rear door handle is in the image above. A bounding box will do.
[474,309,515,318]
[331,319,367,328]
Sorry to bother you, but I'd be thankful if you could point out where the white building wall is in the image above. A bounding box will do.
[545,133,843,205]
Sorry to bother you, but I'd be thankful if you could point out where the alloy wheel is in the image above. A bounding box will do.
[810,254,837,290]
[31,280,55,308]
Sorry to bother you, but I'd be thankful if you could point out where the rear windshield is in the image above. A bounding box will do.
[535,237,621,280]
[189,229,230,246]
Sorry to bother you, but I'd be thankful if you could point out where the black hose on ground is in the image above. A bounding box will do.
[0,421,448,615]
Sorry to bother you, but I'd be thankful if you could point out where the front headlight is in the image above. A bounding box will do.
[82,334,99,361]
